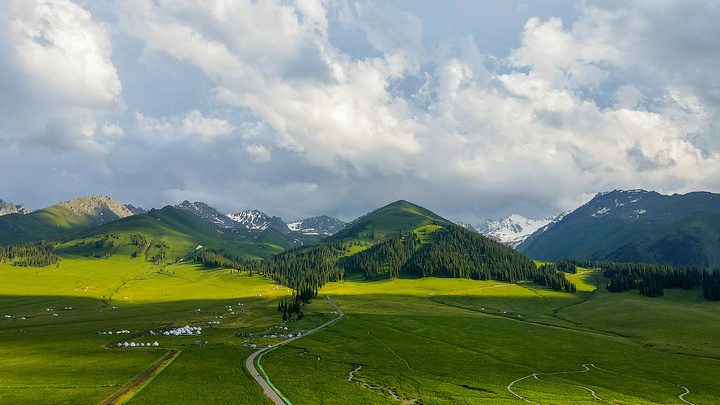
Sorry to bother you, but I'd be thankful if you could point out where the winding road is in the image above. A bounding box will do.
[245,296,345,405]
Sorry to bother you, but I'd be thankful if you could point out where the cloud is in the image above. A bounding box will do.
[2,0,720,224]
[339,0,425,76]
[183,110,233,140]
[7,0,121,107]
[0,0,123,156]
[117,0,422,176]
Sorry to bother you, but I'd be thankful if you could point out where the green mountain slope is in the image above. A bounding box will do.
[58,206,287,263]
[327,200,451,242]
[0,196,133,246]
[517,190,720,267]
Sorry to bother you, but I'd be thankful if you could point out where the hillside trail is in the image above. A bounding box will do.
[245,295,344,405]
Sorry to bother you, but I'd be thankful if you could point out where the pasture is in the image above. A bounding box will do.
[1,257,718,404]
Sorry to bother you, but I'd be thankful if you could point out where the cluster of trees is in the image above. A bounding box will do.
[152,242,169,264]
[598,262,703,298]
[0,241,58,267]
[247,244,345,302]
[342,232,421,279]
[404,227,575,293]
[535,263,577,292]
[278,299,303,321]
[129,234,149,258]
[193,249,244,271]
[555,259,577,274]
[702,271,720,301]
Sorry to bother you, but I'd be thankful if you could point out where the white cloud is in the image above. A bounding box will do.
[102,123,125,137]
[244,144,271,163]
[7,0,121,108]
[0,0,122,157]
[182,110,233,140]
[117,0,422,175]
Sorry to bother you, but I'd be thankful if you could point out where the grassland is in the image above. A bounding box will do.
[260,272,720,404]
[2,245,718,404]
[0,251,330,404]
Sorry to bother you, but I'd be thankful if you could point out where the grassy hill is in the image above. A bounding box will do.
[0,196,133,246]
[327,200,451,243]
[518,190,720,267]
[61,206,288,263]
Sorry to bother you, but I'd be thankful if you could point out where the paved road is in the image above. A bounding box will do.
[245,296,345,405]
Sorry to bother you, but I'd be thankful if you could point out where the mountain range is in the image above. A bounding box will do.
[175,201,346,237]
[2,189,719,268]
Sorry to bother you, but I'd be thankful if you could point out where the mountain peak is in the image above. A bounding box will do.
[477,214,560,248]
[56,196,134,224]
[0,199,32,216]
[328,200,450,242]
[226,210,290,233]
[287,216,346,236]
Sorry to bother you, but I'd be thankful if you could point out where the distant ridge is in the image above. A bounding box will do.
[287,216,345,236]
[517,189,720,268]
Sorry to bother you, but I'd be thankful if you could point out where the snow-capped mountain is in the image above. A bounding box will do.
[287,216,346,236]
[477,214,561,248]
[175,201,238,231]
[226,210,291,234]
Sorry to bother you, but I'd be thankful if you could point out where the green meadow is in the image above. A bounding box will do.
[261,273,720,404]
[1,253,718,404]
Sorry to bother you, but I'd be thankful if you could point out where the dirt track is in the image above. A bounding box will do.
[98,349,180,405]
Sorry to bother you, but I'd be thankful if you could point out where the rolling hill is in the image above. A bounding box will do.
[0,196,134,246]
[517,189,720,267]
[62,205,292,262]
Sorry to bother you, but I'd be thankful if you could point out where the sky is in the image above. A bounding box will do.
[1,0,719,225]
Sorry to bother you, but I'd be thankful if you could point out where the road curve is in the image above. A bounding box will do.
[246,296,345,405]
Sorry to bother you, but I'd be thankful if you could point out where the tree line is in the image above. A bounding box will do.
[0,241,58,267]
[340,225,576,293]
[570,260,718,300]
[403,226,575,292]
[193,249,245,271]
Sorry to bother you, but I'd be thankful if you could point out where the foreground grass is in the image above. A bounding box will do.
[0,257,298,404]
[2,257,718,404]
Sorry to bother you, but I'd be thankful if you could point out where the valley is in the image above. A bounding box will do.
[0,196,718,404]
